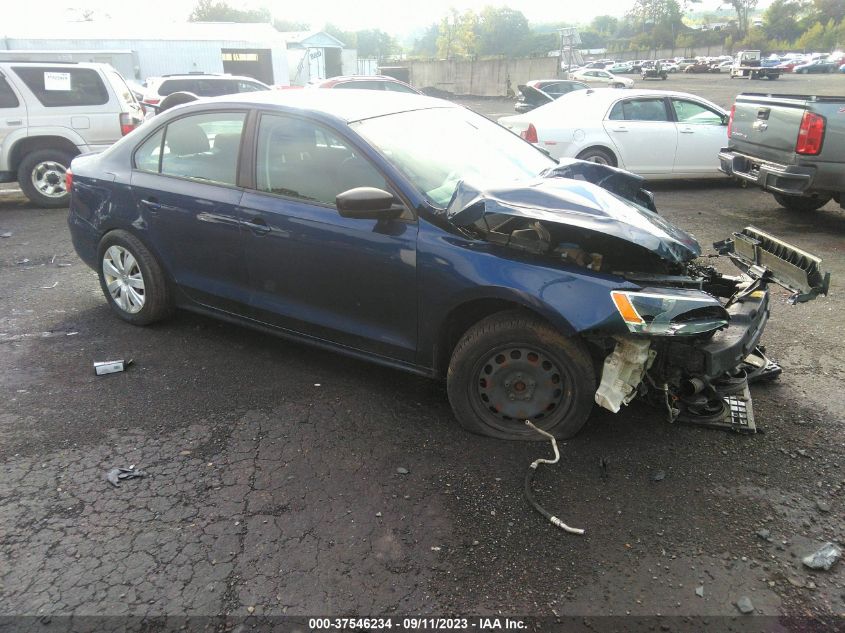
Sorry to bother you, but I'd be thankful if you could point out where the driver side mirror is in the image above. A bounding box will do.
[336,187,404,220]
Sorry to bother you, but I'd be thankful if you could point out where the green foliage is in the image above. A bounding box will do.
[356,30,400,58]
[189,0,270,23]
[812,0,845,24]
[763,0,807,42]
[436,9,479,59]
[476,7,533,56]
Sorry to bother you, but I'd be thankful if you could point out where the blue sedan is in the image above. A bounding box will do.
[67,90,826,439]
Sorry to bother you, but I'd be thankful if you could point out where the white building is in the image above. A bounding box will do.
[0,21,291,85]
[277,31,357,85]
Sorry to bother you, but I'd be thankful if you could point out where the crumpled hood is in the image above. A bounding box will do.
[444,168,701,264]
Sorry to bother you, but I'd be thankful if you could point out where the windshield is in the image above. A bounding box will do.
[351,107,555,207]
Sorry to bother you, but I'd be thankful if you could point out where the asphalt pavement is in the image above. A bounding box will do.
[0,73,844,628]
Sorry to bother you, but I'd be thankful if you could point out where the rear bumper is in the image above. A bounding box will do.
[719,149,815,195]
[67,212,99,270]
[665,291,769,379]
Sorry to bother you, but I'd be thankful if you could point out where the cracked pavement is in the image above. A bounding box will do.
[0,159,843,627]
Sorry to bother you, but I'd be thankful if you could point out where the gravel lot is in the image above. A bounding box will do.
[1,71,843,627]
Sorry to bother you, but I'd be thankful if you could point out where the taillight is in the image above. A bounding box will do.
[145,98,160,105]
[520,123,538,144]
[65,169,73,192]
[120,112,139,136]
[727,104,735,138]
[795,111,825,155]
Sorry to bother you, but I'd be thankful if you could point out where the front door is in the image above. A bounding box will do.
[239,113,418,362]
[603,96,678,175]
[670,98,728,176]
[0,72,27,160]
[130,110,250,311]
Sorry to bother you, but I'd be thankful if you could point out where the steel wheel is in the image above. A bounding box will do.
[472,345,572,433]
[102,245,146,314]
[30,161,68,199]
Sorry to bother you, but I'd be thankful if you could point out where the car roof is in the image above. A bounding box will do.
[191,89,455,123]
[0,60,113,70]
[516,88,724,119]
[154,74,264,82]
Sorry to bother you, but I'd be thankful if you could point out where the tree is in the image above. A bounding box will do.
[627,0,684,47]
[324,23,357,48]
[476,7,532,57]
[355,30,399,59]
[413,24,440,57]
[763,0,806,41]
[724,0,759,36]
[812,0,845,24]
[591,15,619,37]
[189,0,271,22]
[436,9,478,59]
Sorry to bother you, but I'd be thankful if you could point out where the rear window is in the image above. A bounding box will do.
[159,78,241,97]
[0,75,20,108]
[12,67,109,107]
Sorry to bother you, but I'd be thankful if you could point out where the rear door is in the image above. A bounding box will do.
[603,96,678,175]
[0,71,27,164]
[670,97,727,176]
[130,109,250,311]
[10,65,121,147]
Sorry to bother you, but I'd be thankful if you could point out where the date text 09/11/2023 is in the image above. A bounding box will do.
[307,617,527,630]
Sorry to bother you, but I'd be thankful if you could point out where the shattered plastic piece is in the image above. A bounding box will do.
[595,337,655,413]
[94,359,133,376]
[802,542,841,571]
[16,258,30,265]
[695,586,704,598]
[40,282,58,289]
[0,231,11,238]
[105,466,147,487]
[651,470,666,482]
[396,467,409,475]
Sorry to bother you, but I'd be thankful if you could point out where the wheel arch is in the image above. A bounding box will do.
[575,143,620,167]
[96,226,179,290]
[9,135,81,173]
[432,293,576,378]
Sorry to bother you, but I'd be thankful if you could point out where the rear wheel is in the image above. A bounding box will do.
[447,311,595,441]
[773,193,832,212]
[612,82,625,88]
[17,149,75,208]
[97,230,173,325]
[576,147,616,166]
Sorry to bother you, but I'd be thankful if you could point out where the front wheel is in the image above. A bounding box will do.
[576,147,616,166]
[773,193,832,212]
[17,149,75,208]
[612,82,625,88]
[446,311,596,440]
[97,230,173,325]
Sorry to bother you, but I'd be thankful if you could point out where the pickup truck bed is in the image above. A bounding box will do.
[719,93,844,211]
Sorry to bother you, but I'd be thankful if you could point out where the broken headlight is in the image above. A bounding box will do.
[611,288,729,336]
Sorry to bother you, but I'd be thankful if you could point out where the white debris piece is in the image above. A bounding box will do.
[595,336,656,413]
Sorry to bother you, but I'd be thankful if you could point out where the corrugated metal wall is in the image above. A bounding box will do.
[0,37,290,84]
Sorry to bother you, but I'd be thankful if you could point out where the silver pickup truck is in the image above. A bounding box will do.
[719,93,844,212]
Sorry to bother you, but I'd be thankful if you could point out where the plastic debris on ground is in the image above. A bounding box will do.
[802,542,842,571]
[105,466,147,487]
[94,359,134,376]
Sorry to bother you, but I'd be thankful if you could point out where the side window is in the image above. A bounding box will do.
[134,128,165,173]
[158,112,246,186]
[671,99,724,125]
[12,67,109,107]
[383,81,417,94]
[608,98,668,122]
[255,114,388,206]
[0,76,20,108]
[238,80,267,93]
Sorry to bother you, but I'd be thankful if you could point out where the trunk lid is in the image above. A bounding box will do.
[517,84,554,107]
[729,94,812,164]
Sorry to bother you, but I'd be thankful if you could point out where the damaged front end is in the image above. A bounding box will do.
[444,160,831,433]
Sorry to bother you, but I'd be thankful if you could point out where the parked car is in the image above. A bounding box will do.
[684,61,713,73]
[660,60,680,73]
[498,88,728,178]
[677,58,698,71]
[65,90,828,440]
[720,92,844,212]
[713,60,734,72]
[793,59,838,73]
[310,75,421,93]
[514,79,589,113]
[142,73,270,110]
[0,61,144,207]
[606,63,632,74]
[570,69,634,88]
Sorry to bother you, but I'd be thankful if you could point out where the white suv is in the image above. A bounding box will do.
[0,61,143,207]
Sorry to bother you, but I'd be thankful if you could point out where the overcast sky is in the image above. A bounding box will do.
[5,0,758,36]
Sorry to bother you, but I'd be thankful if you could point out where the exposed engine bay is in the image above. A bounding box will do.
[443,159,831,433]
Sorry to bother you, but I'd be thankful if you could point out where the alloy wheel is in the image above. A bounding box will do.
[102,245,146,314]
[30,161,67,199]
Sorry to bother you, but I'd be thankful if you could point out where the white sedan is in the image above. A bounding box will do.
[570,68,634,88]
[498,88,729,179]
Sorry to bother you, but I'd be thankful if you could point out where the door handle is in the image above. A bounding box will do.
[610,126,628,132]
[6,119,22,126]
[139,198,179,213]
[243,217,271,235]
[679,127,695,134]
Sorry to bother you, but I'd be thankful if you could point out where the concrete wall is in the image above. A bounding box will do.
[591,43,729,62]
[408,57,559,97]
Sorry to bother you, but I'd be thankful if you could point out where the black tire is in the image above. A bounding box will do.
[158,91,199,112]
[612,82,625,88]
[97,230,173,325]
[576,147,616,166]
[446,311,595,441]
[17,148,75,208]
[773,193,832,212]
